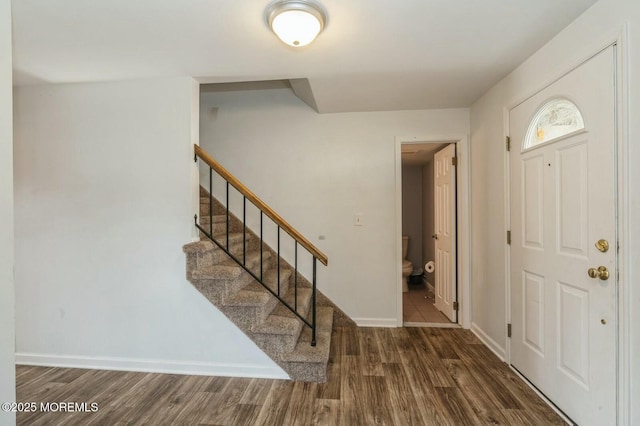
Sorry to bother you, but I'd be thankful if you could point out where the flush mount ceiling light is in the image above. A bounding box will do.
[266,0,327,47]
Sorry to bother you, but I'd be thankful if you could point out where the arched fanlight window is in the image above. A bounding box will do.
[524,98,584,150]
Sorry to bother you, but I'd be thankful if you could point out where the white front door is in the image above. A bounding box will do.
[434,144,457,322]
[509,46,617,425]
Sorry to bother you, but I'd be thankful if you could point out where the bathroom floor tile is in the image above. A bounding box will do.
[403,285,452,324]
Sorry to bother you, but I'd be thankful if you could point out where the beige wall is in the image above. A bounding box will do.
[401,166,423,269]
[13,79,285,379]
[0,0,15,423]
[201,88,470,325]
[422,160,435,284]
[470,0,640,421]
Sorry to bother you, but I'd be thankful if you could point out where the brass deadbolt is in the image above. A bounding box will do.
[595,239,610,253]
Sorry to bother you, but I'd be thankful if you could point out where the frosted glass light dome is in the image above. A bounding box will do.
[266,1,327,47]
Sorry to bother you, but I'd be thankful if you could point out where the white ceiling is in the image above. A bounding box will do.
[11,0,598,113]
[401,142,449,167]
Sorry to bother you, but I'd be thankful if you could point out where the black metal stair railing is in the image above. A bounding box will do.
[193,145,327,346]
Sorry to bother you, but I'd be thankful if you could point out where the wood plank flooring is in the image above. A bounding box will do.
[15,327,565,425]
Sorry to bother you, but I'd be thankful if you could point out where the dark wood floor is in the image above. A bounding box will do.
[15,327,564,425]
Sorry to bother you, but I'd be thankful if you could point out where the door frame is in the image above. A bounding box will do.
[394,134,471,328]
[504,25,630,424]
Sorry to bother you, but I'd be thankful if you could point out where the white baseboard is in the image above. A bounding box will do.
[403,321,460,328]
[470,322,506,361]
[15,353,289,379]
[353,318,398,328]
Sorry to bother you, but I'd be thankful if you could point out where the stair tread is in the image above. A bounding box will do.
[185,233,245,254]
[198,214,227,224]
[219,250,271,269]
[241,268,291,293]
[182,240,214,254]
[224,287,271,307]
[253,288,313,335]
[225,268,292,307]
[269,284,311,317]
[210,231,245,242]
[197,232,248,250]
[191,263,243,280]
[188,187,336,382]
[280,307,333,363]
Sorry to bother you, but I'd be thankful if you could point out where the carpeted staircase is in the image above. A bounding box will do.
[183,187,352,382]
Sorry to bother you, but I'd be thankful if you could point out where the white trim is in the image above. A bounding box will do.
[403,322,460,329]
[471,322,506,361]
[353,318,398,328]
[15,353,289,380]
[503,106,512,364]
[394,134,472,330]
[394,139,404,327]
[615,22,630,426]
[504,25,629,425]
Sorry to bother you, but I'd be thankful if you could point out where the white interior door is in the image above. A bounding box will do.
[434,144,457,322]
[509,46,616,425]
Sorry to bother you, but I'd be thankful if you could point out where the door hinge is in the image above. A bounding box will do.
[452,156,458,166]
[507,323,512,338]
[506,136,511,151]
[507,230,511,245]
[453,301,459,311]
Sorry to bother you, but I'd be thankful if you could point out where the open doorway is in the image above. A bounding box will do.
[394,134,471,329]
[400,142,457,326]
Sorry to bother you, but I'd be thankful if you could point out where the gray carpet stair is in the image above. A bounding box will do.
[182,190,336,382]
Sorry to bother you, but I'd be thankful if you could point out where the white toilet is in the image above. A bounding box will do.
[402,236,413,292]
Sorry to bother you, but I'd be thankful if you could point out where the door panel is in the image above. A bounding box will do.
[522,154,544,249]
[509,46,616,425]
[557,281,590,388]
[434,144,457,322]
[556,141,590,258]
[523,270,545,355]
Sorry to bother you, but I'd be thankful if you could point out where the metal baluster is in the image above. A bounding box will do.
[226,182,229,250]
[312,257,317,347]
[260,212,263,281]
[243,196,246,266]
[277,227,280,296]
[209,168,213,237]
[294,242,298,311]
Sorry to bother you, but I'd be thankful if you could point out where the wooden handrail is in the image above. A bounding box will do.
[195,144,328,266]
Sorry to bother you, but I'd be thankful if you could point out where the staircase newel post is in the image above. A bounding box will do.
[209,167,213,237]
[277,227,280,296]
[260,212,263,281]
[312,257,317,347]
[243,196,246,266]
[226,182,230,250]
[294,242,298,311]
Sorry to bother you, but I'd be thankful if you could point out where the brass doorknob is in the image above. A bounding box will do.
[587,266,610,280]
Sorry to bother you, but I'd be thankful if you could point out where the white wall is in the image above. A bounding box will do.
[13,79,286,379]
[0,0,15,424]
[470,0,640,422]
[200,88,469,325]
[401,166,423,269]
